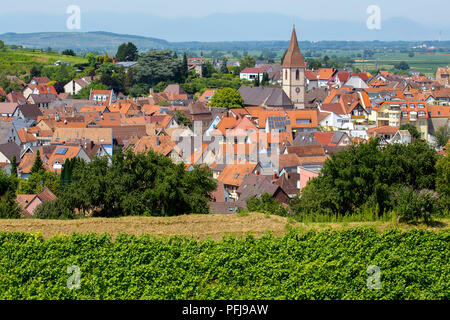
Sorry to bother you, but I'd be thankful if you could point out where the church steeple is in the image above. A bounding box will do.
[282,25,306,109]
[282,25,306,68]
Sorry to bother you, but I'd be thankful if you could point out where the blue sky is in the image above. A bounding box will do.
[0,1,448,41]
[1,0,448,26]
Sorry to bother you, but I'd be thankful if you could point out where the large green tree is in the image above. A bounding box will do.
[116,42,138,61]
[133,50,182,87]
[209,87,244,109]
[220,59,229,74]
[239,56,255,70]
[60,149,216,217]
[181,52,188,81]
[291,139,439,216]
[30,150,44,174]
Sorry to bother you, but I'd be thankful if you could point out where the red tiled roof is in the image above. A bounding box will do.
[240,66,271,74]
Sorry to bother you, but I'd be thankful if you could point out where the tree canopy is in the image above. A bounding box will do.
[209,87,244,109]
[133,50,182,88]
[116,42,138,61]
[400,123,421,140]
[59,149,217,217]
[291,139,439,216]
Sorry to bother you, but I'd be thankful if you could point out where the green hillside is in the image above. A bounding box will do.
[0,31,170,53]
[0,47,87,76]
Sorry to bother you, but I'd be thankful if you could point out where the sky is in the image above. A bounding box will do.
[1,0,448,27]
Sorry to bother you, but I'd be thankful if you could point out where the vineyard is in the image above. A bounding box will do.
[0,228,448,300]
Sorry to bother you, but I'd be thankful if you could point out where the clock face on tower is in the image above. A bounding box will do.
[295,87,301,93]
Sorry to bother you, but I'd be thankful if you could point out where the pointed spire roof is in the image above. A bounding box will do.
[282,26,306,68]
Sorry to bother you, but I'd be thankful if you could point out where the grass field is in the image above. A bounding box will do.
[353,52,450,74]
[0,213,447,240]
[0,48,87,75]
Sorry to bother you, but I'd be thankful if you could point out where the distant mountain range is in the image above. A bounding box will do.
[0,12,448,43]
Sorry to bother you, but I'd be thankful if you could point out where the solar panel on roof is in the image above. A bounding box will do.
[55,147,68,155]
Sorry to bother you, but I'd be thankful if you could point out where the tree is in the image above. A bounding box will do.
[116,42,138,61]
[74,82,108,99]
[18,170,60,196]
[434,124,449,148]
[53,81,66,94]
[220,59,229,74]
[281,49,287,64]
[30,150,44,174]
[10,155,17,177]
[62,49,76,56]
[129,83,148,97]
[435,155,450,211]
[181,52,188,81]
[133,50,182,86]
[209,88,244,109]
[400,123,421,140]
[60,149,217,217]
[30,65,42,78]
[246,193,289,217]
[390,186,438,224]
[261,72,269,86]
[306,58,322,70]
[239,56,255,70]
[203,62,216,78]
[0,169,17,197]
[34,199,75,219]
[254,74,260,87]
[0,191,21,219]
[174,110,191,128]
[395,61,410,70]
[290,139,438,216]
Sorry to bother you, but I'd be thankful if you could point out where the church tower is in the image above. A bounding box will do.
[282,26,306,109]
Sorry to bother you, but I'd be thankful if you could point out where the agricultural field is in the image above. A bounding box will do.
[0,48,87,76]
[0,226,448,299]
[0,213,447,240]
[353,51,450,75]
